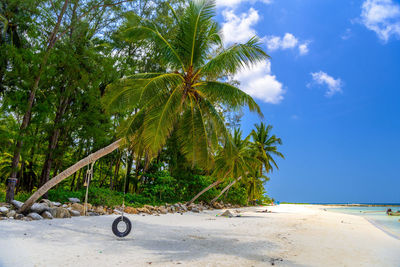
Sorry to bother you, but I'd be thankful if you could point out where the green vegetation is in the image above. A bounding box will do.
[0,0,283,207]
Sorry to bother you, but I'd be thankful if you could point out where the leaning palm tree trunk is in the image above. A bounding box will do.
[19,139,123,214]
[210,176,242,204]
[187,180,222,206]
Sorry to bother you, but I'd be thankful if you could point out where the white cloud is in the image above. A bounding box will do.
[221,8,285,104]
[234,61,284,104]
[309,71,343,97]
[360,0,400,42]
[298,42,309,55]
[265,33,309,55]
[216,0,272,8]
[221,8,260,45]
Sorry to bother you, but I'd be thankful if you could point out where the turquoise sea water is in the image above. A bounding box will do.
[327,206,400,239]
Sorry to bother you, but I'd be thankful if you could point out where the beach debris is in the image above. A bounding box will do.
[269,257,283,265]
[27,212,43,220]
[221,210,234,218]
[68,197,80,203]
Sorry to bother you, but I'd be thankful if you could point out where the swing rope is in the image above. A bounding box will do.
[84,161,95,216]
[121,153,128,219]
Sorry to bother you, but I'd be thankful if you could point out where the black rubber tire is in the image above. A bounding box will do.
[112,216,132,237]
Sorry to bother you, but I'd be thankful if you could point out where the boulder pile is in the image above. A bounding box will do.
[0,198,241,222]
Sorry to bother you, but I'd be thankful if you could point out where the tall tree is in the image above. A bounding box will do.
[20,0,267,213]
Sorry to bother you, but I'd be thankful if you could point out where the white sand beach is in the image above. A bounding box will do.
[0,204,399,267]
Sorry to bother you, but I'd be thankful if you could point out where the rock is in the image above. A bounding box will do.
[14,214,24,220]
[113,209,123,215]
[221,210,233,218]
[137,207,151,214]
[41,211,53,219]
[0,206,9,214]
[7,210,16,218]
[30,203,50,214]
[27,212,43,220]
[62,204,68,208]
[67,209,80,217]
[68,197,80,203]
[87,203,92,210]
[39,199,54,208]
[11,200,23,210]
[0,217,7,220]
[124,206,138,214]
[95,206,105,215]
[52,202,61,207]
[144,205,154,211]
[71,203,85,215]
[159,207,168,214]
[181,205,188,212]
[22,217,32,221]
[49,207,71,219]
[88,212,99,216]
[191,207,200,213]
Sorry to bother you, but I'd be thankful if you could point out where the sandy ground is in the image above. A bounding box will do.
[0,204,399,267]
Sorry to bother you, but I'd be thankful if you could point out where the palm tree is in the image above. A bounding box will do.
[19,0,268,213]
[250,122,284,175]
[189,129,259,205]
[247,122,284,204]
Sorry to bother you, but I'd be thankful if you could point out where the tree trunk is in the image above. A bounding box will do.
[6,0,70,203]
[187,180,222,206]
[19,139,123,214]
[39,95,69,189]
[210,176,242,204]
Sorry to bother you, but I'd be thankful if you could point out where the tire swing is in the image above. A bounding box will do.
[112,154,132,238]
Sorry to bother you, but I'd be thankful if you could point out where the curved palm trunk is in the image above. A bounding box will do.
[187,180,222,206]
[19,139,123,214]
[210,176,242,204]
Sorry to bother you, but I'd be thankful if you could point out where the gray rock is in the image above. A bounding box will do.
[27,212,43,220]
[41,211,53,219]
[221,210,233,218]
[159,207,168,214]
[67,209,80,217]
[49,207,71,219]
[11,200,23,210]
[0,217,7,220]
[68,197,80,203]
[0,207,9,214]
[30,203,50,214]
[52,202,61,207]
[88,212,99,216]
[191,207,200,213]
[39,199,54,208]
[14,214,24,220]
[7,210,16,218]
[62,204,68,208]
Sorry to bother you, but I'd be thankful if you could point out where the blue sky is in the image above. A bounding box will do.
[215,0,400,203]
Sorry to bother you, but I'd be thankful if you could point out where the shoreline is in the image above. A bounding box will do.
[1,204,399,266]
[320,204,400,240]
